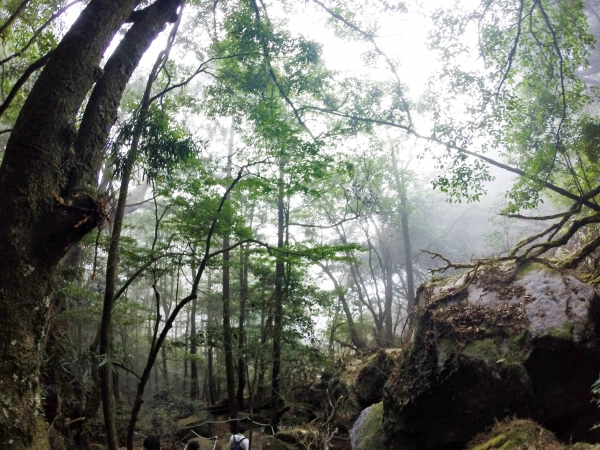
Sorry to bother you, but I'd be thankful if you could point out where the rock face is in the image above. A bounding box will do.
[350,403,385,450]
[316,349,402,433]
[383,262,600,449]
[355,350,402,408]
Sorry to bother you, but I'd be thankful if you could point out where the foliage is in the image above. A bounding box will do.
[111,105,200,182]
[427,0,597,212]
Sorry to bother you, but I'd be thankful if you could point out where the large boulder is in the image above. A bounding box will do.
[355,349,403,408]
[383,261,600,449]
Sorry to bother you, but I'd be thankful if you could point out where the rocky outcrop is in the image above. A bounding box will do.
[355,350,402,408]
[315,349,403,433]
[382,261,600,449]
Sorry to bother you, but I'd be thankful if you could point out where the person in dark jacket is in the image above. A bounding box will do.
[186,441,200,450]
[143,435,161,450]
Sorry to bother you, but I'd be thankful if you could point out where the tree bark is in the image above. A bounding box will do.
[222,124,239,433]
[270,156,286,432]
[236,243,248,410]
[183,306,190,396]
[206,270,217,405]
[320,264,365,350]
[189,296,199,399]
[384,257,394,346]
[391,154,416,316]
[0,1,147,447]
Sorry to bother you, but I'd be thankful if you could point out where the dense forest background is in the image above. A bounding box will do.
[1,0,600,449]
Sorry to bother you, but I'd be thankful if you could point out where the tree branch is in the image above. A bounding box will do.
[311,0,412,127]
[300,105,600,211]
[0,0,31,37]
[0,0,82,67]
[0,50,54,119]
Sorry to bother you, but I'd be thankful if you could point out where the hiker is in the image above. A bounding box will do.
[229,423,249,450]
[185,441,200,450]
[143,435,161,450]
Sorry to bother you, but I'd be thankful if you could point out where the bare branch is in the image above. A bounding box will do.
[525,212,600,258]
[421,249,477,272]
[503,209,578,221]
[288,213,359,229]
[114,362,141,380]
[560,233,600,269]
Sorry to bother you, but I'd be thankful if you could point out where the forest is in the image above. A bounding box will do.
[1,0,600,449]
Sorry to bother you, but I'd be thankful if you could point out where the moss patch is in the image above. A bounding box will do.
[356,402,385,450]
[544,322,574,340]
[466,418,560,449]
[516,261,556,278]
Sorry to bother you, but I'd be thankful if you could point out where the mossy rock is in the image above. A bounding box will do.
[467,419,560,449]
[355,349,403,408]
[176,415,212,438]
[276,427,320,446]
[350,402,386,450]
[466,418,600,450]
[384,261,600,449]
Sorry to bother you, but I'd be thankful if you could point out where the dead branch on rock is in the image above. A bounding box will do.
[422,250,478,272]
[421,183,600,280]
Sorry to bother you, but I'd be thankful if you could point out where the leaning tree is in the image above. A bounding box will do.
[0,0,182,447]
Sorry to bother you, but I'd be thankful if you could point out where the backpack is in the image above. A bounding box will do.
[231,435,247,450]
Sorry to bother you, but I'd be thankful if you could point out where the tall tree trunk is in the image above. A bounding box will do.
[320,264,365,350]
[391,154,416,317]
[183,306,190,396]
[189,293,199,399]
[160,277,172,387]
[257,290,271,395]
[236,243,248,410]
[189,252,200,400]
[337,226,384,346]
[384,257,394,346]
[270,156,286,432]
[206,270,217,405]
[399,193,415,309]
[0,0,186,447]
[99,149,135,449]
[222,122,239,433]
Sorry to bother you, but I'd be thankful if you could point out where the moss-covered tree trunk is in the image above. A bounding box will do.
[0,0,181,447]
